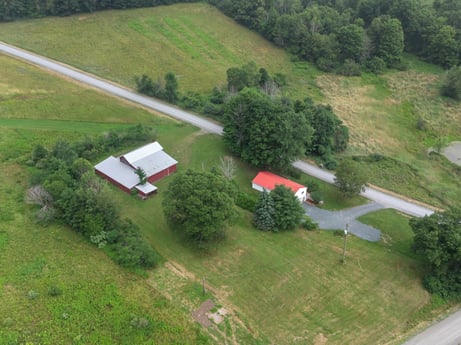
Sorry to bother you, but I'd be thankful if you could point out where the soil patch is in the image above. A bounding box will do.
[191,299,214,327]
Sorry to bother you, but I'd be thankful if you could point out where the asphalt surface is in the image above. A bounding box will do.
[292,161,435,217]
[402,309,461,345]
[1,41,457,345]
[303,202,383,241]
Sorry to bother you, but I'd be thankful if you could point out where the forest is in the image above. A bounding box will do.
[2,0,460,72]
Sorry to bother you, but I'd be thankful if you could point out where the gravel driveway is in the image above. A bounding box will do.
[303,202,384,242]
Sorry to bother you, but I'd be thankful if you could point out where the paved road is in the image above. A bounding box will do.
[293,161,435,217]
[0,42,435,219]
[1,41,456,344]
[304,202,383,241]
[0,43,223,135]
[402,309,461,345]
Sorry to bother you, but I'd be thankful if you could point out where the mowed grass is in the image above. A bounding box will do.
[0,3,319,99]
[114,133,438,345]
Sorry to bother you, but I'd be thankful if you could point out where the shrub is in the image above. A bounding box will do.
[301,216,318,230]
[324,156,338,170]
[27,290,39,300]
[337,59,361,76]
[48,286,62,297]
[236,192,257,212]
[441,66,461,100]
[363,57,386,74]
[310,190,324,204]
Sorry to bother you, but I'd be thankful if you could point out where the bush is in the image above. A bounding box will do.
[363,57,386,74]
[27,290,39,300]
[441,66,461,100]
[310,190,324,204]
[323,156,338,170]
[301,216,318,230]
[236,192,257,212]
[48,286,62,297]
[337,59,361,76]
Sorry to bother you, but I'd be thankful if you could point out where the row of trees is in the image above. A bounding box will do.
[211,0,461,70]
[26,125,159,269]
[0,0,198,21]
[222,88,348,170]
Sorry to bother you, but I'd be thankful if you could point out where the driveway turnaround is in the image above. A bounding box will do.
[303,202,383,242]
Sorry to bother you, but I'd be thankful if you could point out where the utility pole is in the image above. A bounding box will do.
[202,277,206,296]
[341,223,349,264]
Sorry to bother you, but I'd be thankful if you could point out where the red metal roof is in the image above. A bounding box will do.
[252,171,306,193]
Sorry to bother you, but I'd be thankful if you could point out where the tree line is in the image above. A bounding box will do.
[0,0,198,20]
[210,0,461,71]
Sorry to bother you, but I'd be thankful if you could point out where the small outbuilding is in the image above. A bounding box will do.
[95,141,177,198]
[252,171,308,202]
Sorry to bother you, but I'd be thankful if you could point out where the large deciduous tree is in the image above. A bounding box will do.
[162,170,237,246]
[367,15,404,67]
[222,88,313,170]
[334,159,367,196]
[410,208,461,298]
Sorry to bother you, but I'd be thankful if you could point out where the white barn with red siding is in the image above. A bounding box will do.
[95,142,177,198]
[252,171,308,202]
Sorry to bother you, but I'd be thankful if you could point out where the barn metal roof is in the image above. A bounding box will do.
[95,156,139,189]
[122,142,163,165]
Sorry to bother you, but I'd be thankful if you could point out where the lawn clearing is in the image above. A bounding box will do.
[114,133,442,345]
[0,3,318,100]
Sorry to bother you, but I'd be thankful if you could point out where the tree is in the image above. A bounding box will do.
[367,15,404,67]
[337,24,365,62]
[223,88,313,170]
[270,185,305,231]
[162,170,237,246]
[164,72,179,104]
[441,66,461,100]
[425,24,460,68]
[334,159,367,196]
[134,167,147,185]
[410,208,461,298]
[253,190,275,231]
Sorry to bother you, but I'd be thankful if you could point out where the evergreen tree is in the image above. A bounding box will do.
[253,190,275,231]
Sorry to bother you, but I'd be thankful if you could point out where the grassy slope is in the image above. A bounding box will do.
[317,59,461,208]
[0,3,319,100]
[0,55,209,345]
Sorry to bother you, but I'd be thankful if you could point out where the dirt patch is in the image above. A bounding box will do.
[314,332,328,345]
[191,299,214,327]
